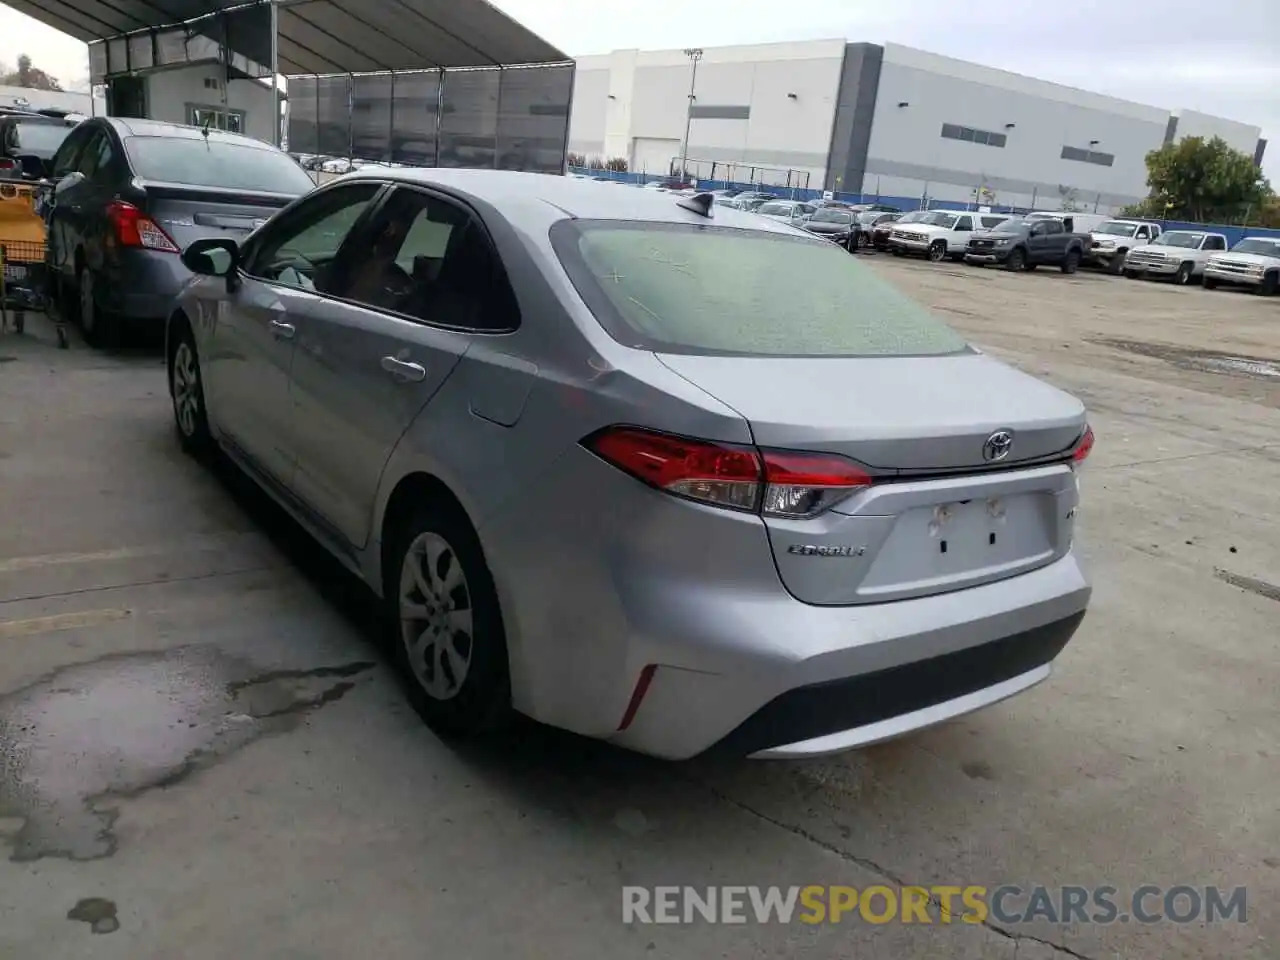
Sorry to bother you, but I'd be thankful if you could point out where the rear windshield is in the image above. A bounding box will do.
[551,221,969,357]
[124,136,315,194]
[9,120,73,156]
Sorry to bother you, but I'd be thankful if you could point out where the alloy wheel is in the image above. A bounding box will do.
[172,342,201,438]
[399,531,474,701]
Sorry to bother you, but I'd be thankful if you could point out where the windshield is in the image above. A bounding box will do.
[856,212,884,224]
[1231,238,1280,256]
[756,202,793,216]
[552,221,969,358]
[1154,232,1203,249]
[920,212,958,228]
[124,137,316,194]
[897,211,929,224]
[812,209,853,224]
[10,120,73,156]
[1096,221,1138,237]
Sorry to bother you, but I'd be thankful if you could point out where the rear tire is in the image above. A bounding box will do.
[384,501,511,739]
[927,240,947,263]
[1174,262,1194,286]
[1004,248,1026,271]
[1061,250,1081,274]
[891,248,905,257]
[1255,272,1279,296]
[78,266,120,348]
[1203,277,1220,290]
[1123,269,1140,279]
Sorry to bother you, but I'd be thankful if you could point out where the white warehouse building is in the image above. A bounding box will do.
[568,40,1266,212]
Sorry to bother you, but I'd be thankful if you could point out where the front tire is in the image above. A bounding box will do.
[1061,250,1081,274]
[1203,277,1220,290]
[1107,251,1127,275]
[1173,262,1194,286]
[385,502,511,738]
[1004,247,1026,271]
[1255,272,1278,296]
[927,240,947,262]
[169,315,213,458]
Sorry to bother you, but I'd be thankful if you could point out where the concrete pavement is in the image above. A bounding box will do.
[0,263,1276,959]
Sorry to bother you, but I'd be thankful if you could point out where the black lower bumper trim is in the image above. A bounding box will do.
[703,610,1086,758]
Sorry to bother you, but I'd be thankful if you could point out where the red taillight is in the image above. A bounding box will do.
[106,201,179,253]
[1071,425,1094,466]
[584,426,871,518]
[0,158,15,171]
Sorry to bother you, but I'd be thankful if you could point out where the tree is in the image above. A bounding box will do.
[0,54,64,91]
[1057,185,1084,213]
[1139,136,1268,224]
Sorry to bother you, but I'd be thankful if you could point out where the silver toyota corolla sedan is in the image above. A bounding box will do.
[166,170,1093,760]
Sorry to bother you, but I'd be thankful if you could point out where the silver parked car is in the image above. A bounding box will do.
[167,171,1093,760]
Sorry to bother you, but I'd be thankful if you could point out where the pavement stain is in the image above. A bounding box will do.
[66,897,119,935]
[1213,568,1280,604]
[0,647,376,863]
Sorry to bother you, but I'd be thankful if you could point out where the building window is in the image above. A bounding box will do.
[940,123,1006,148]
[1061,145,1114,167]
[187,103,245,135]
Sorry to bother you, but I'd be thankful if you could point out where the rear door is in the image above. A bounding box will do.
[949,214,974,251]
[287,184,497,549]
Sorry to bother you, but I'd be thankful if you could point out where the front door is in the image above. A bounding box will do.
[289,185,505,548]
[209,181,384,485]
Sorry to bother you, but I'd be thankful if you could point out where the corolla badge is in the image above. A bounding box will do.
[983,430,1015,462]
[787,544,866,557]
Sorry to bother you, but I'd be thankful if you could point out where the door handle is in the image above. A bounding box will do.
[269,318,295,340]
[381,355,427,383]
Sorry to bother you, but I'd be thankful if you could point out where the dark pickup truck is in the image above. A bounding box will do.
[963,217,1088,273]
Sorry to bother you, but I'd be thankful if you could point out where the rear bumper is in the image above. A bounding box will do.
[100,250,190,321]
[711,610,1083,758]
[480,446,1092,761]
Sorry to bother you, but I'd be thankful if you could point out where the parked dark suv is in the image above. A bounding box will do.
[40,117,315,345]
[963,217,1089,273]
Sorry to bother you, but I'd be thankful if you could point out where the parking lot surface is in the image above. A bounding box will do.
[1,259,1276,960]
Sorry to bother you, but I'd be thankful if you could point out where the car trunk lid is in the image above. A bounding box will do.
[657,351,1086,604]
[136,180,298,248]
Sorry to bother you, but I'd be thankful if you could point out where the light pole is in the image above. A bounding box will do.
[679,48,703,182]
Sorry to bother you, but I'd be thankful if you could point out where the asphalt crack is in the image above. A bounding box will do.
[687,774,1100,960]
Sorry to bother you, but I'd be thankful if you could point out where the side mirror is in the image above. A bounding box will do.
[182,236,239,278]
[53,171,85,194]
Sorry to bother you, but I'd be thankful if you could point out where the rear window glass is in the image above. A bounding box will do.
[552,221,969,358]
[124,136,315,194]
[10,121,73,155]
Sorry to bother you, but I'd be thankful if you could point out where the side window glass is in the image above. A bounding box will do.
[1135,227,1148,240]
[245,183,381,291]
[334,187,520,331]
[955,216,973,231]
[51,128,87,177]
[77,132,113,179]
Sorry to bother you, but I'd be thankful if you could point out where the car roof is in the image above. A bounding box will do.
[337,169,811,235]
[100,116,275,148]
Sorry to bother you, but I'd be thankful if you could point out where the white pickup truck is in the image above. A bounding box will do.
[1203,236,1280,296]
[1086,219,1163,273]
[887,210,1011,262]
[1122,230,1230,285]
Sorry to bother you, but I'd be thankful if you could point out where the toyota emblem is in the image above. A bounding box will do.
[983,430,1014,462]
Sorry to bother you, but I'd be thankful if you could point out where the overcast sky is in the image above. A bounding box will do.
[1,0,1275,178]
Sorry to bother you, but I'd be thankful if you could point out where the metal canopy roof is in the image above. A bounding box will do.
[2,0,569,73]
